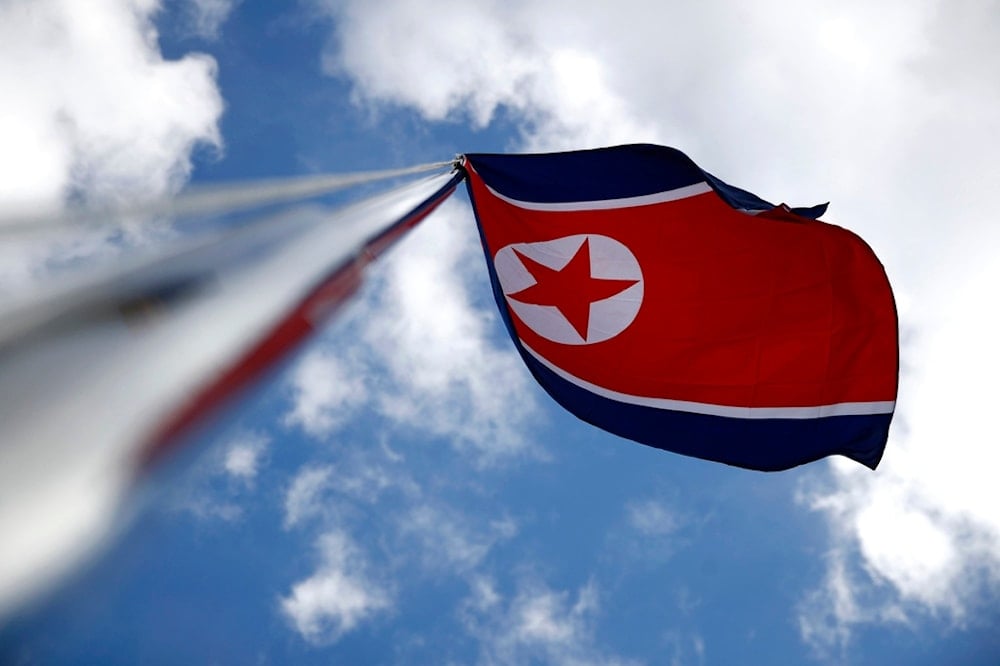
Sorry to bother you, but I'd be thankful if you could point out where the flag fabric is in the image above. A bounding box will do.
[462,144,898,471]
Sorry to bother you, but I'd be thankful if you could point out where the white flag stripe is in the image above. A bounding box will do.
[522,343,896,419]
[483,181,713,212]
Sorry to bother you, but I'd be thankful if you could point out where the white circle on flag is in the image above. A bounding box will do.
[494,234,644,345]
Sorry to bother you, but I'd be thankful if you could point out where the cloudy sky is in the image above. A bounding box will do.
[1,0,999,663]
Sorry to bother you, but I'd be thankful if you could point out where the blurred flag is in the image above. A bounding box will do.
[463,144,897,471]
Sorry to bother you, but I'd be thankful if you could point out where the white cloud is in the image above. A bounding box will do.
[462,578,638,666]
[398,504,517,573]
[468,575,502,612]
[172,495,244,522]
[314,0,656,149]
[281,530,392,645]
[284,350,368,438]
[660,631,706,666]
[283,451,417,530]
[184,0,240,39]
[223,432,270,484]
[626,500,680,538]
[796,547,910,658]
[284,199,542,464]
[0,0,223,287]
[284,465,334,529]
[328,444,421,503]
[361,200,542,464]
[799,255,1000,651]
[317,0,1000,648]
[798,552,858,655]
[0,0,222,206]
[610,498,691,566]
[169,431,270,523]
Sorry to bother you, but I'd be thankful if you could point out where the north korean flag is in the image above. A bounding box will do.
[462,145,897,471]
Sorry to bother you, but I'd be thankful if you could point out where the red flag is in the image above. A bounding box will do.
[464,145,897,471]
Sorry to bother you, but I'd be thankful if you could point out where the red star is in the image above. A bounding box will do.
[508,238,638,341]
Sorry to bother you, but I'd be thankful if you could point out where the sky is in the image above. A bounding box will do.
[1,0,999,664]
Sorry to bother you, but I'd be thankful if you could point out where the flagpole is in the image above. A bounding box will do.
[0,162,466,619]
[0,160,457,236]
[139,167,466,467]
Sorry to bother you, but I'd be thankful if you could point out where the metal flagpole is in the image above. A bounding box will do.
[0,160,466,619]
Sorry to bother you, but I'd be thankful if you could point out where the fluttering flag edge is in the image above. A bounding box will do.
[459,144,898,472]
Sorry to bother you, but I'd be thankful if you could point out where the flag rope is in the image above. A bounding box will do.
[0,160,455,236]
[0,167,465,348]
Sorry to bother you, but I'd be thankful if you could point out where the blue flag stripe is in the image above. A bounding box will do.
[520,342,895,418]
[521,345,891,471]
[465,144,828,219]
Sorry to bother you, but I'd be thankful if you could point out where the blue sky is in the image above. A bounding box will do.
[1,1,999,664]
